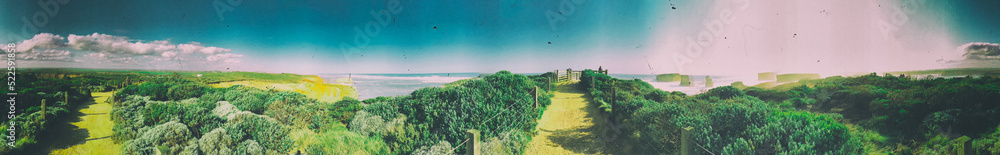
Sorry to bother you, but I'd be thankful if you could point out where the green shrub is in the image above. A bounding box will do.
[112,96,154,143]
[121,121,196,154]
[626,102,704,153]
[234,140,264,155]
[223,113,293,152]
[307,124,391,154]
[701,86,745,100]
[412,141,455,155]
[922,109,961,136]
[710,97,771,144]
[199,128,236,155]
[231,95,267,114]
[364,101,398,121]
[122,138,157,155]
[348,71,548,154]
[720,138,754,155]
[480,130,530,155]
[971,125,1000,155]
[260,91,324,129]
[167,83,208,101]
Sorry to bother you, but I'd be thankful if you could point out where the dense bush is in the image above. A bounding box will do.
[411,141,455,155]
[624,102,705,153]
[607,73,996,154]
[221,113,293,152]
[234,140,264,155]
[580,72,909,154]
[142,100,223,135]
[579,69,684,124]
[112,95,153,143]
[112,79,364,154]
[971,125,1000,154]
[198,128,236,155]
[120,121,197,154]
[480,130,530,155]
[623,90,864,154]
[792,74,1000,151]
[700,86,745,100]
[743,87,794,103]
[349,71,551,154]
[307,124,391,154]
[221,85,271,114]
[327,97,364,125]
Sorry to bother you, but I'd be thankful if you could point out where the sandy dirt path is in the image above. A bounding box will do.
[49,92,121,155]
[526,82,611,155]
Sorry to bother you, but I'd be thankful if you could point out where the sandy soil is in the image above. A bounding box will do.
[526,82,611,155]
[210,78,358,103]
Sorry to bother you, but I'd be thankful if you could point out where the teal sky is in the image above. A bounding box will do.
[2,0,997,74]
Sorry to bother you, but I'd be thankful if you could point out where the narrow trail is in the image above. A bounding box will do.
[48,92,121,155]
[526,82,611,154]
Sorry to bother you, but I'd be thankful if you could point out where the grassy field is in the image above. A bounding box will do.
[210,79,358,103]
[24,68,316,84]
[884,67,1000,76]
[25,68,358,102]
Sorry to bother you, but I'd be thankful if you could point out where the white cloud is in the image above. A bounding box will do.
[959,42,1000,60]
[14,33,65,52]
[207,53,243,64]
[66,33,177,55]
[178,42,231,55]
[161,51,179,58]
[21,49,73,61]
[12,33,244,66]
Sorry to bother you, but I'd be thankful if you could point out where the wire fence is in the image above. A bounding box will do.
[447,87,540,153]
[447,101,518,153]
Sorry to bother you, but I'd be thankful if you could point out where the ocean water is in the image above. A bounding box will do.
[319,73,773,99]
[320,73,482,99]
[608,74,767,95]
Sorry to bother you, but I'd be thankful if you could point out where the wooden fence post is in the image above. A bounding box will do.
[64,91,68,106]
[533,86,539,110]
[681,126,694,155]
[555,70,560,82]
[466,129,481,155]
[41,99,46,120]
[567,69,573,81]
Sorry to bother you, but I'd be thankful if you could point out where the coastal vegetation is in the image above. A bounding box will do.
[106,70,552,154]
[3,68,999,154]
[581,69,1000,154]
[0,72,91,153]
